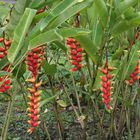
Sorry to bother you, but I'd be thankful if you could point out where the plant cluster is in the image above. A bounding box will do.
[0,0,140,140]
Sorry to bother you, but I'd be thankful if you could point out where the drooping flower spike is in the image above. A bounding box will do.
[100,66,114,110]
[26,46,44,134]
[66,37,83,72]
[66,13,83,72]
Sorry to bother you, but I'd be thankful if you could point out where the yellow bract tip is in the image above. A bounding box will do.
[26,78,36,83]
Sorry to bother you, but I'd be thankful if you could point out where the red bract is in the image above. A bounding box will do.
[0,47,6,52]
[4,40,12,47]
[0,38,4,42]
[36,9,45,15]
[36,7,46,15]
[66,37,83,72]
[26,46,44,134]
[100,67,113,110]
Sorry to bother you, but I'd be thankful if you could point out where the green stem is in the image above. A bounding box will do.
[54,102,64,140]
[71,73,82,114]
[58,77,85,129]
[19,80,28,107]
[90,97,104,138]
[43,122,51,140]
[126,108,132,140]
[48,77,65,140]
[1,96,15,140]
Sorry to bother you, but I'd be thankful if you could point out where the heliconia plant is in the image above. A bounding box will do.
[1,0,140,139]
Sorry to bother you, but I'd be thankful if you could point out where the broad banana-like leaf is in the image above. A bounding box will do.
[117,45,139,81]
[7,8,37,63]
[112,14,140,35]
[6,0,27,37]
[28,28,90,50]
[75,35,98,64]
[46,0,94,30]
[94,0,108,27]
[115,0,137,17]
[40,0,78,31]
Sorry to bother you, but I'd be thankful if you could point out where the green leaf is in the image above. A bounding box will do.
[57,100,67,108]
[92,22,103,47]
[13,63,26,79]
[46,0,94,30]
[33,11,49,23]
[123,7,138,20]
[28,29,63,50]
[7,8,36,64]
[93,70,103,90]
[28,28,90,50]
[115,0,137,17]
[112,20,130,35]
[0,57,9,70]
[29,0,47,9]
[53,41,67,52]
[30,0,78,38]
[6,0,27,37]
[40,93,60,107]
[94,0,108,27]
[111,47,124,60]
[40,0,79,31]
[75,35,98,64]
[123,46,139,80]
[87,4,102,46]
[0,27,5,35]
[58,27,91,37]
[28,22,42,41]
[130,15,140,26]
[112,14,140,35]
[42,60,57,76]
[0,5,10,22]
[113,0,120,8]
[117,45,139,81]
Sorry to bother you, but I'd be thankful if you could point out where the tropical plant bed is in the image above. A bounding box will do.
[0,0,140,140]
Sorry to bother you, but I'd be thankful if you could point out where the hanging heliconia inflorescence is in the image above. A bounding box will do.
[66,38,83,72]
[26,46,44,133]
[128,32,140,86]
[66,12,84,72]
[100,66,114,110]
[100,50,114,110]
[0,37,12,93]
